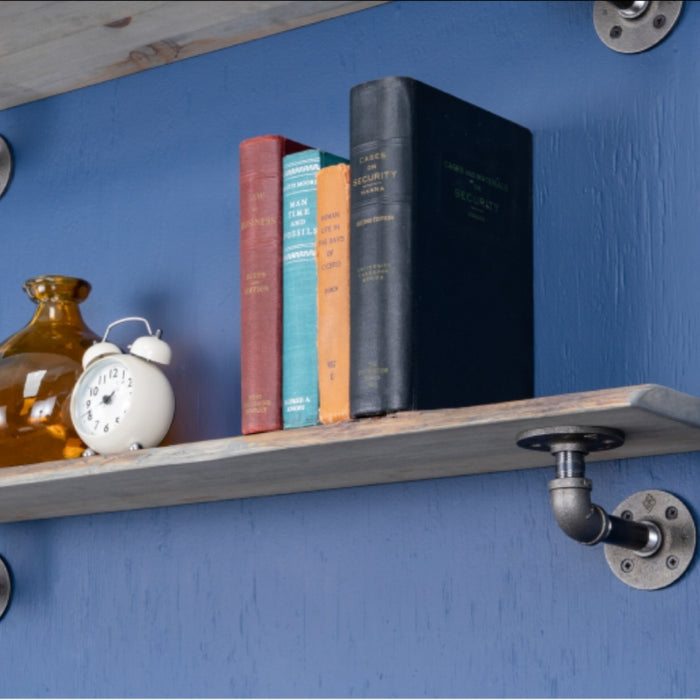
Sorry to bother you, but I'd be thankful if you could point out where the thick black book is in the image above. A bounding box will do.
[349,76,533,417]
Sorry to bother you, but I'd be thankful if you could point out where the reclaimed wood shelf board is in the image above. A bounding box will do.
[0,384,699,523]
[0,0,388,111]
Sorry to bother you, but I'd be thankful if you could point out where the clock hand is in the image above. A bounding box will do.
[101,390,116,405]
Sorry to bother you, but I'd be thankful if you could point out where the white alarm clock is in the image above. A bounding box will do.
[70,316,175,456]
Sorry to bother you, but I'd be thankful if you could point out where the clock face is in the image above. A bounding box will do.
[72,359,134,437]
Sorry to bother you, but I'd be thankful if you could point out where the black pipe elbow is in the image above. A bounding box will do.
[549,477,609,545]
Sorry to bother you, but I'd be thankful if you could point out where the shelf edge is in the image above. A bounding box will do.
[1,384,700,523]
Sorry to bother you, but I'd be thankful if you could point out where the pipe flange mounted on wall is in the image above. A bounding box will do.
[516,425,697,590]
[0,555,12,620]
[594,1,684,53]
[605,489,696,590]
[0,135,13,200]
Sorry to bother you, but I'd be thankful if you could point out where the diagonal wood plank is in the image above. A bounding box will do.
[0,384,698,523]
[0,1,389,110]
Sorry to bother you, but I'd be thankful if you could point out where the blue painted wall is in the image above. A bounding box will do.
[0,1,699,696]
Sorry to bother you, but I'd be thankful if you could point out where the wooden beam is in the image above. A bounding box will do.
[0,384,698,523]
[0,1,389,111]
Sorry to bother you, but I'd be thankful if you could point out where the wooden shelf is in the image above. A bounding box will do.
[1,384,700,523]
[0,1,388,112]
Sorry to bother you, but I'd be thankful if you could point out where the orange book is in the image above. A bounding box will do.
[315,163,351,424]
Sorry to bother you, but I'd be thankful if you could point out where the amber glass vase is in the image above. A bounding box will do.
[0,275,100,467]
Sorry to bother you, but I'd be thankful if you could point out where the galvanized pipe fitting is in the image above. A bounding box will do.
[548,475,608,545]
[517,425,695,590]
[518,426,662,554]
[548,473,660,554]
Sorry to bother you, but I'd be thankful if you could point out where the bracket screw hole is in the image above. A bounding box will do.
[666,555,680,570]
[610,25,623,38]
[653,14,666,29]
[621,510,634,521]
[665,506,678,520]
[621,558,635,573]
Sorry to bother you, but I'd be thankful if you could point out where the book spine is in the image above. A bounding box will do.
[282,150,347,428]
[239,136,308,434]
[239,137,284,434]
[349,78,415,417]
[315,163,351,424]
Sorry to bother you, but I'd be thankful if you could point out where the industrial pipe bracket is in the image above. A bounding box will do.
[0,555,11,620]
[517,425,696,590]
[605,489,696,590]
[0,135,13,201]
[593,1,684,54]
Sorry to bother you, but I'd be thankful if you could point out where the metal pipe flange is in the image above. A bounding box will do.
[605,490,696,590]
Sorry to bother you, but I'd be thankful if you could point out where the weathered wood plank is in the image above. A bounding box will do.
[0,1,389,110]
[0,384,698,523]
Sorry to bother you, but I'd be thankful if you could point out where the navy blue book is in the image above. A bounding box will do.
[349,76,533,417]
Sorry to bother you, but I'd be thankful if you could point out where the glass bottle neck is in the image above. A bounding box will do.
[22,275,92,328]
[30,298,86,326]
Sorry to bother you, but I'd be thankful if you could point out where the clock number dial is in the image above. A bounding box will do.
[75,362,134,436]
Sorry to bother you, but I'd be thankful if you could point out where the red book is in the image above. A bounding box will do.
[239,135,310,434]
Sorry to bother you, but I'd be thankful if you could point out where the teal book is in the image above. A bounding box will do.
[282,148,348,428]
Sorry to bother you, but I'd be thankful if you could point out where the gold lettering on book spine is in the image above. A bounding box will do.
[243,271,270,295]
[244,394,272,416]
[352,148,398,197]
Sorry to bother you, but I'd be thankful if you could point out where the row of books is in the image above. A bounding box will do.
[239,76,535,435]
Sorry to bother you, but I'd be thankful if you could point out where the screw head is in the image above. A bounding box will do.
[621,510,634,521]
[667,555,680,570]
[653,14,667,29]
[621,559,635,573]
[610,25,623,39]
